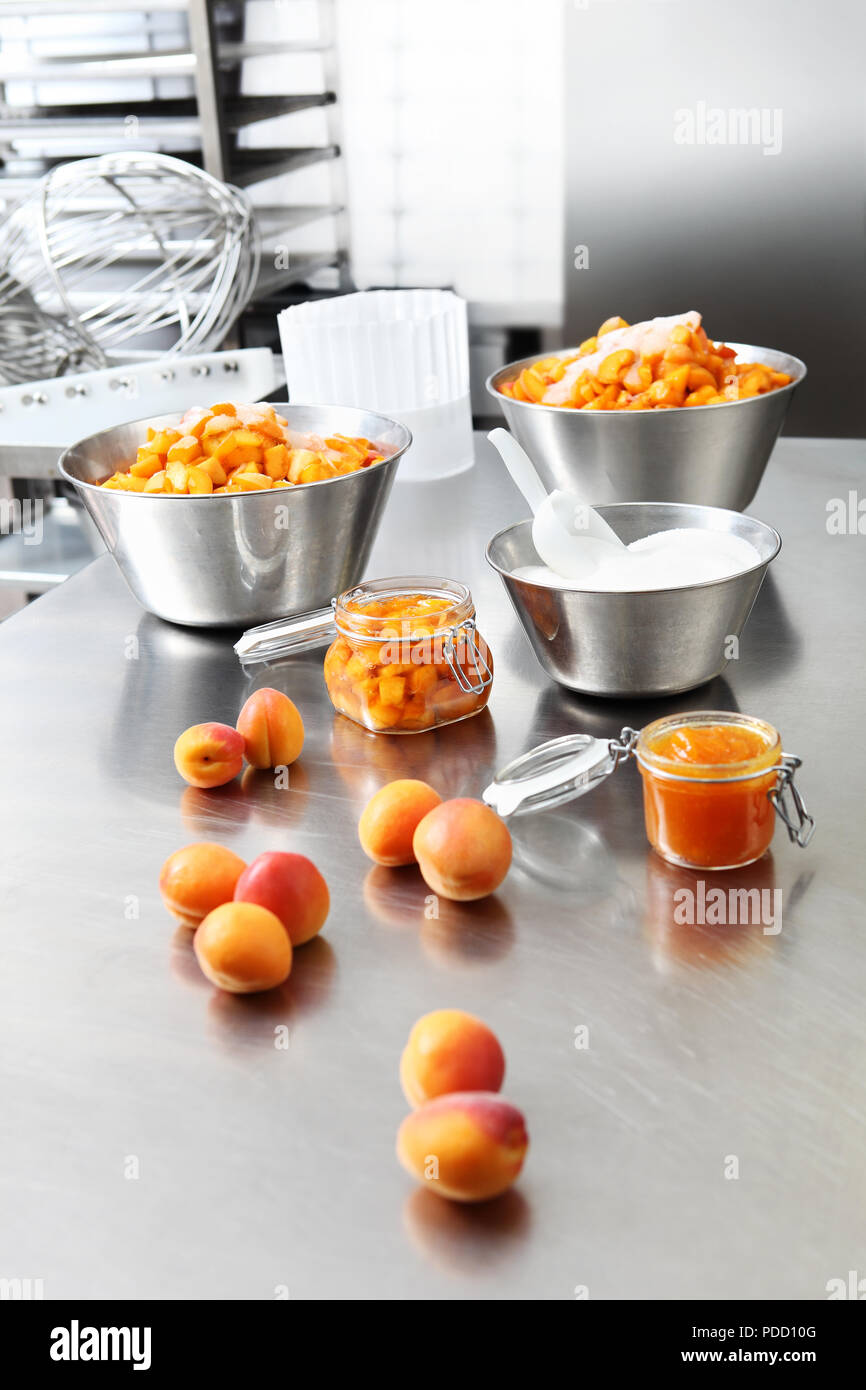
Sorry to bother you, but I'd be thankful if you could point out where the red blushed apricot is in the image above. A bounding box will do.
[193,901,292,993]
[234,851,329,946]
[412,798,512,901]
[400,1009,505,1107]
[396,1092,528,1202]
[237,687,304,769]
[174,722,245,789]
[358,779,443,866]
[159,841,247,929]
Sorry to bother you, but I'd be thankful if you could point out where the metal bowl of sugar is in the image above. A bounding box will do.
[485,501,781,697]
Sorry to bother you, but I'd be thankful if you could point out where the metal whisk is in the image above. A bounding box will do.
[0,151,259,386]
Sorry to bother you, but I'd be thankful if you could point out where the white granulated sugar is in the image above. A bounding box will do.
[512,527,762,592]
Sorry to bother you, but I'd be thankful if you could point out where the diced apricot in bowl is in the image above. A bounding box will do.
[412,798,512,901]
[358,779,443,866]
[400,1009,505,1108]
[159,842,247,929]
[193,901,293,993]
[234,851,329,947]
[498,311,794,411]
[237,687,304,769]
[396,1092,528,1202]
[173,722,245,788]
[98,402,387,493]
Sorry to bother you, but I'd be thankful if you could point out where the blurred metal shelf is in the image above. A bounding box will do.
[255,203,343,235]
[0,94,336,139]
[0,40,332,82]
[0,0,191,13]
[0,0,353,339]
[254,249,344,299]
[231,144,339,188]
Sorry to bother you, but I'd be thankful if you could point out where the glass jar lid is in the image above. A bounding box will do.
[482,730,637,818]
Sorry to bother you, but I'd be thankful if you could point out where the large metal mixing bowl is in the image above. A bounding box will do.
[487,343,806,511]
[59,405,411,627]
[486,502,781,697]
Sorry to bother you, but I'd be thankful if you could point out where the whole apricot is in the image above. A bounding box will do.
[234,851,329,946]
[174,721,245,788]
[397,1092,528,1202]
[193,901,292,993]
[412,798,512,901]
[400,1009,505,1107]
[358,779,442,866]
[159,841,247,929]
[237,687,304,769]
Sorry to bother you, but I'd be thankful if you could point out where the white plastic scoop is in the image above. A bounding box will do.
[488,428,631,581]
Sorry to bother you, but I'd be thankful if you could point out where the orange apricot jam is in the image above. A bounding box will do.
[636,712,782,870]
[323,577,493,734]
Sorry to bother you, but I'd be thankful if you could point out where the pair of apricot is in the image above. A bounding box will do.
[159,842,328,993]
[173,687,304,789]
[358,779,512,901]
[396,1009,528,1202]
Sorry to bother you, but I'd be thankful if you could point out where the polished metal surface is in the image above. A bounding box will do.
[487,502,780,697]
[59,406,412,627]
[487,345,805,511]
[1,434,865,1300]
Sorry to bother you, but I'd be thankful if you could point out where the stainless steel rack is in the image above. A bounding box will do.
[0,0,353,306]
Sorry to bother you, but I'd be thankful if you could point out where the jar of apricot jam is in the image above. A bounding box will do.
[636,712,796,870]
[323,576,493,734]
[483,712,814,871]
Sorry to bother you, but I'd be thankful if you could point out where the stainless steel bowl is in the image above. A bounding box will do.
[59,404,411,627]
[486,343,805,511]
[486,502,781,698]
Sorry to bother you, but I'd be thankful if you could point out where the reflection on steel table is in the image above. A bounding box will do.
[0,436,863,1299]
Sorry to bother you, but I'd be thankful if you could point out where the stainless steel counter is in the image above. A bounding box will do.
[1,434,864,1301]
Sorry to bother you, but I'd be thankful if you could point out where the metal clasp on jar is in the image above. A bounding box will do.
[770,754,815,848]
[442,618,493,695]
[609,726,640,768]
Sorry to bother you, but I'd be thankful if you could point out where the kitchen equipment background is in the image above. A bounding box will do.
[0,349,277,448]
[278,288,473,481]
[0,151,258,384]
[486,502,780,697]
[563,0,865,436]
[488,344,804,511]
[58,405,411,628]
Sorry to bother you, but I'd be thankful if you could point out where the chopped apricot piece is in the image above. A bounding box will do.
[597,349,636,384]
[167,435,203,465]
[203,414,239,437]
[187,466,214,494]
[130,452,163,479]
[198,456,227,486]
[598,315,629,336]
[166,462,189,493]
[263,443,290,479]
[232,472,271,491]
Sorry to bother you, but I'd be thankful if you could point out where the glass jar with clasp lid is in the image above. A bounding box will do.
[235,575,493,734]
[482,711,814,870]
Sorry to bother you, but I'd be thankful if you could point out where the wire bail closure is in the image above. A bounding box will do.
[769,754,815,848]
[443,618,492,695]
[609,726,640,768]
